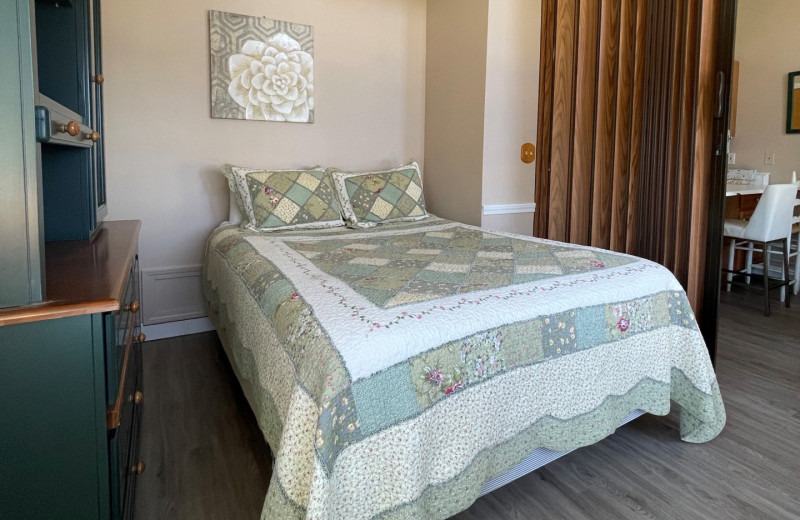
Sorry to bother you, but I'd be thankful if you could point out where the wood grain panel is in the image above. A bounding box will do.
[662,0,687,271]
[609,0,635,252]
[568,0,599,246]
[535,0,726,333]
[625,0,648,255]
[590,0,620,249]
[534,0,556,238]
[674,0,700,287]
[687,0,719,314]
[548,0,578,241]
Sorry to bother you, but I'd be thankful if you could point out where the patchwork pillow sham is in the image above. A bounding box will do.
[329,161,428,228]
[221,164,345,231]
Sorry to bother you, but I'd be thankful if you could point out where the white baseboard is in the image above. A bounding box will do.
[141,265,207,325]
[482,203,536,215]
[141,317,216,341]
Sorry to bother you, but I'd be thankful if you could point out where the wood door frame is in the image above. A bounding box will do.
[700,0,737,363]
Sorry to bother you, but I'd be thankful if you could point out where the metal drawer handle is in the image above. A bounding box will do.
[58,121,80,136]
[124,300,140,313]
[131,461,146,475]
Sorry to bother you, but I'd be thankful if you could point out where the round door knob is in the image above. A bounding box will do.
[125,301,140,313]
[85,131,101,142]
[134,391,144,404]
[134,333,146,343]
[131,461,146,475]
[58,121,80,136]
[92,74,104,84]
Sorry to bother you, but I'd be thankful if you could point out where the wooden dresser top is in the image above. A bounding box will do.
[0,220,141,327]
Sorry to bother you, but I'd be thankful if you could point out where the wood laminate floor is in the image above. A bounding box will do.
[134,284,799,520]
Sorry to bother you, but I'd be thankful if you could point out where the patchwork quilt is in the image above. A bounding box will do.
[202,216,726,520]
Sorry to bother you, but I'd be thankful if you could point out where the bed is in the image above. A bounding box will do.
[203,195,725,520]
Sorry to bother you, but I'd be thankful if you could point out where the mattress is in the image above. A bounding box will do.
[202,216,725,520]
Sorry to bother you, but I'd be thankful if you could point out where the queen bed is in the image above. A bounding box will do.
[202,163,725,520]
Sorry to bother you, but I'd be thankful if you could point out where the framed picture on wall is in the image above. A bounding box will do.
[209,10,314,123]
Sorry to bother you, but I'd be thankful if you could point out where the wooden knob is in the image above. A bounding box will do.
[134,391,144,404]
[58,121,80,136]
[85,131,101,142]
[125,300,140,313]
[134,333,146,343]
[131,461,146,475]
[92,74,104,84]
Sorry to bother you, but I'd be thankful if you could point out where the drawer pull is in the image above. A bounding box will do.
[84,131,101,143]
[131,461,146,475]
[58,121,80,136]
[92,73,104,84]
[133,390,143,404]
[134,333,146,343]
[124,300,140,313]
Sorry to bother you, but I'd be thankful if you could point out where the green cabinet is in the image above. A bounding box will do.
[0,315,111,519]
[0,0,44,308]
[0,0,143,516]
[0,223,144,520]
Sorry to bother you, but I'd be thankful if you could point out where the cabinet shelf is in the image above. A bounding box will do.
[35,93,96,148]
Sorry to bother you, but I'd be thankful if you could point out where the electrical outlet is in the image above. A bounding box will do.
[727,153,736,165]
[765,151,775,165]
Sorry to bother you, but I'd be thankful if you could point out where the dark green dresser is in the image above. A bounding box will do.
[0,5,144,516]
[0,221,145,520]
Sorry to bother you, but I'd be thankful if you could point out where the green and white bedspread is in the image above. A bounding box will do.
[202,216,725,520]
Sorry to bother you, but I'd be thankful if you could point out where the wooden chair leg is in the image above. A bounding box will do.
[783,238,791,309]
[763,241,770,316]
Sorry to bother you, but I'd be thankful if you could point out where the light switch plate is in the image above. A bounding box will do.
[727,152,735,165]
[521,143,536,164]
[765,151,775,165]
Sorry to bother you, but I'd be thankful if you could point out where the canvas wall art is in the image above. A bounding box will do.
[209,10,314,122]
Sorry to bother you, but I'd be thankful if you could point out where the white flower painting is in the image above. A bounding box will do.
[228,35,314,121]
[210,11,314,123]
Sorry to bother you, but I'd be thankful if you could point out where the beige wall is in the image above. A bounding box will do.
[424,0,540,233]
[481,0,540,207]
[731,0,800,183]
[423,0,488,227]
[103,0,426,267]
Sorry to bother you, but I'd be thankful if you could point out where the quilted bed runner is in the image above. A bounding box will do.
[202,216,726,520]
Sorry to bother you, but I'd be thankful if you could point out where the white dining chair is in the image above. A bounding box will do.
[753,185,800,300]
[723,183,797,316]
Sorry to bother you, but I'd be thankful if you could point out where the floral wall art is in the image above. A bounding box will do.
[209,10,314,122]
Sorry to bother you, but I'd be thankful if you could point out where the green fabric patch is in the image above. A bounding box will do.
[575,305,607,349]
[542,311,578,357]
[259,279,294,319]
[352,364,418,436]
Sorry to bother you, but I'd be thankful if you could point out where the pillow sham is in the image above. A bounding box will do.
[220,163,248,217]
[221,164,345,231]
[329,161,428,228]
